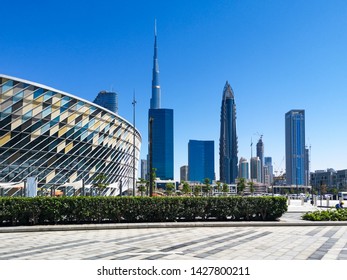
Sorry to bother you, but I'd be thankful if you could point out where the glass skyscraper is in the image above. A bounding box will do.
[149,109,174,180]
[238,157,249,179]
[256,136,264,183]
[93,90,118,114]
[188,140,215,183]
[285,110,306,186]
[148,22,174,180]
[264,157,274,185]
[219,81,238,184]
[250,157,261,183]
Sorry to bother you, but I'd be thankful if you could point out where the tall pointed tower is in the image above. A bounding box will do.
[148,21,174,180]
[150,20,160,109]
[219,81,238,184]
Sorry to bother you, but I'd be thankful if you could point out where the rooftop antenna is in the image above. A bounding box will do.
[250,137,253,159]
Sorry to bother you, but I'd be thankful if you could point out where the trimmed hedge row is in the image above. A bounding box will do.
[0,196,288,226]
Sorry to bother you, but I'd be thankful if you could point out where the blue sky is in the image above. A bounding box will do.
[1,0,347,180]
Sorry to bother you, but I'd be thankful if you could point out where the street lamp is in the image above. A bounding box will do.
[132,92,136,197]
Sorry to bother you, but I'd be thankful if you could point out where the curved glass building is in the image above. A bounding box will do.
[0,74,141,191]
[219,81,238,184]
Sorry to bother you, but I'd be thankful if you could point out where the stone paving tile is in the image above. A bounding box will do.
[1,225,347,260]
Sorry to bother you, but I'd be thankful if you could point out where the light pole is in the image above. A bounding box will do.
[132,92,136,197]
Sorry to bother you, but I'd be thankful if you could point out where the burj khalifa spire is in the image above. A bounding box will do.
[150,20,161,109]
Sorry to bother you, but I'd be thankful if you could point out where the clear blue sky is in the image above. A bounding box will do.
[1,0,347,180]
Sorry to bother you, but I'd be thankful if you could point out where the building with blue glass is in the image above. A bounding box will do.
[93,90,118,114]
[188,140,215,183]
[219,81,238,184]
[148,22,174,180]
[285,109,307,186]
[264,157,274,185]
[149,109,174,180]
[238,157,249,179]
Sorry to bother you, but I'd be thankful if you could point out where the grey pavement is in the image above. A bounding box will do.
[1,200,347,260]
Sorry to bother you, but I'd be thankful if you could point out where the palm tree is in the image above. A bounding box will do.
[222,183,229,196]
[202,178,211,196]
[137,178,147,196]
[165,183,175,196]
[236,177,246,196]
[247,181,255,196]
[182,181,191,196]
[215,181,222,194]
[94,173,108,196]
[193,185,202,196]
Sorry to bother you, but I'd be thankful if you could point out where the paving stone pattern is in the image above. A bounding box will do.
[1,224,347,260]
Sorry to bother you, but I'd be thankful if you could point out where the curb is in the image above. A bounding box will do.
[1,220,347,233]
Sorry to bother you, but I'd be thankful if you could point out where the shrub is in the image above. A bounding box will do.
[0,196,287,226]
[302,208,347,221]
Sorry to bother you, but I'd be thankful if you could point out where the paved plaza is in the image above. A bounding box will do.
[0,200,347,260]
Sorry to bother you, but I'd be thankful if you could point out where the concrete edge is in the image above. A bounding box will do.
[2,220,347,233]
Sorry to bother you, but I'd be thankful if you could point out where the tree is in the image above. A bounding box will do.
[222,183,229,196]
[193,185,202,196]
[247,181,255,195]
[94,173,108,196]
[182,181,191,196]
[215,181,222,193]
[236,177,246,196]
[202,178,211,196]
[137,178,147,196]
[165,183,175,196]
[148,168,157,196]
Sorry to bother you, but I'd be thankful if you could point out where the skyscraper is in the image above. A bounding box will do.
[188,140,215,183]
[264,157,274,185]
[150,21,160,110]
[141,159,147,180]
[180,165,188,182]
[285,110,306,186]
[256,136,264,183]
[219,81,238,184]
[250,157,261,182]
[93,90,118,114]
[148,21,174,180]
[238,157,249,179]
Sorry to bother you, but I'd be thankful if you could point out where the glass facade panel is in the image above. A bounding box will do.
[0,75,142,192]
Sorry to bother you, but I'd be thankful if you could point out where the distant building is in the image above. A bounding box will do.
[310,169,336,190]
[264,157,273,185]
[180,165,188,182]
[188,140,215,183]
[141,159,147,180]
[238,157,249,179]
[285,110,308,186]
[310,168,347,191]
[250,157,261,183]
[337,170,347,190]
[93,90,118,114]
[219,81,238,184]
[256,136,264,183]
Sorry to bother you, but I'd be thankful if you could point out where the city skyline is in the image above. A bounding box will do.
[1,1,347,180]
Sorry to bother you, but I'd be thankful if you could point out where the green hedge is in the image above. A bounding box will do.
[0,196,287,226]
[302,209,347,221]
